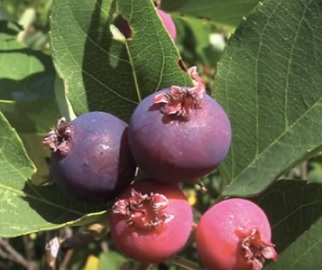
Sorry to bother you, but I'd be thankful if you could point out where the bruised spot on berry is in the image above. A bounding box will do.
[236,228,278,270]
[43,117,72,154]
[112,188,174,230]
[153,67,205,120]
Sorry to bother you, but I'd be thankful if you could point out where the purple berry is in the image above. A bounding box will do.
[43,111,136,202]
[128,67,231,183]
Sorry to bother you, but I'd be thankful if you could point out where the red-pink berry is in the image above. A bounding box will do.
[110,179,193,263]
[196,198,277,270]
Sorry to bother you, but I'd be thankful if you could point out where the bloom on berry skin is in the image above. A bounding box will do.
[110,179,193,263]
[196,198,277,270]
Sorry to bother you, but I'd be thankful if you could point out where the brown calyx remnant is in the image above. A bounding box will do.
[43,117,72,155]
[153,66,206,120]
[236,228,278,270]
[112,189,174,230]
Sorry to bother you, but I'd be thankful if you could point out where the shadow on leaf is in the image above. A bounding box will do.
[21,181,107,225]
[0,47,59,133]
[82,0,139,122]
[253,180,322,254]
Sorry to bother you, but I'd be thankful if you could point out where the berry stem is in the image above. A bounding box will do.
[136,262,155,270]
[170,256,199,270]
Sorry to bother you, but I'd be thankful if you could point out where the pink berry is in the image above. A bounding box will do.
[128,67,231,183]
[110,179,193,263]
[157,8,176,40]
[196,198,277,270]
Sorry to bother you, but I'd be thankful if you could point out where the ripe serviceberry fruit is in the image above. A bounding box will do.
[196,198,278,270]
[156,8,176,40]
[128,67,231,183]
[115,7,176,40]
[43,111,136,202]
[110,179,193,263]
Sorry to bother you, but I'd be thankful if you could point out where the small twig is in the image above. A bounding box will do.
[22,235,35,262]
[100,240,109,252]
[170,256,199,270]
[0,238,34,270]
[0,245,8,259]
[56,228,73,270]
[61,222,106,250]
[196,181,207,192]
[136,262,155,270]
[301,160,308,179]
[44,231,63,270]
[58,249,74,270]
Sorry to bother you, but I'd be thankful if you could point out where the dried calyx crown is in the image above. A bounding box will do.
[43,117,72,154]
[112,188,174,230]
[236,228,278,270]
[154,66,205,119]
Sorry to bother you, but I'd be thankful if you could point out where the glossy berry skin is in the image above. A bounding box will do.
[128,68,231,183]
[110,179,193,263]
[196,198,277,270]
[44,111,136,202]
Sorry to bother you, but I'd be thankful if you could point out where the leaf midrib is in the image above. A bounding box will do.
[228,0,319,185]
[0,182,86,216]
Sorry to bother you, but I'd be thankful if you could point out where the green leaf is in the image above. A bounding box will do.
[161,0,260,26]
[0,20,61,184]
[50,0,192,121]
[0,21,60,134]
[0,7,18,22]
[173,15,223,69]
[99,251,128,270]
[0,113,106,237]
[254,180,322,269]
[214,0,322,196]
[0,111,36,188]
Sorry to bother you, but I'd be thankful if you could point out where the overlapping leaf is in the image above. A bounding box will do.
[0,112,107,237]
[0,22,106,236]
[50,0,192,121]
[0,21,60,134]
[215,0,322,196]
[254,180,322,269]
[161,0,260,26]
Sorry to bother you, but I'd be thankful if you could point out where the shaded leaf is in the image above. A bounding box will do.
[0,20,61,184]
[50,0,192,121]
[161,0,260,26]
[99,251,129,270]
[0,111,35,189]
[0,21,60,134]
[173,15,223,69]
[253,180,322,269]
[214,0,322,196]
[0,7,17,22]
[0,112,106,237]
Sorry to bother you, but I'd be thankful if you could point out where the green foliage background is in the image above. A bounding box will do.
[0,0,322,269]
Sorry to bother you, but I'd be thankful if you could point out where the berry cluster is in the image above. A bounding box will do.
[43,8,277,267]
[43,66,277,269]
